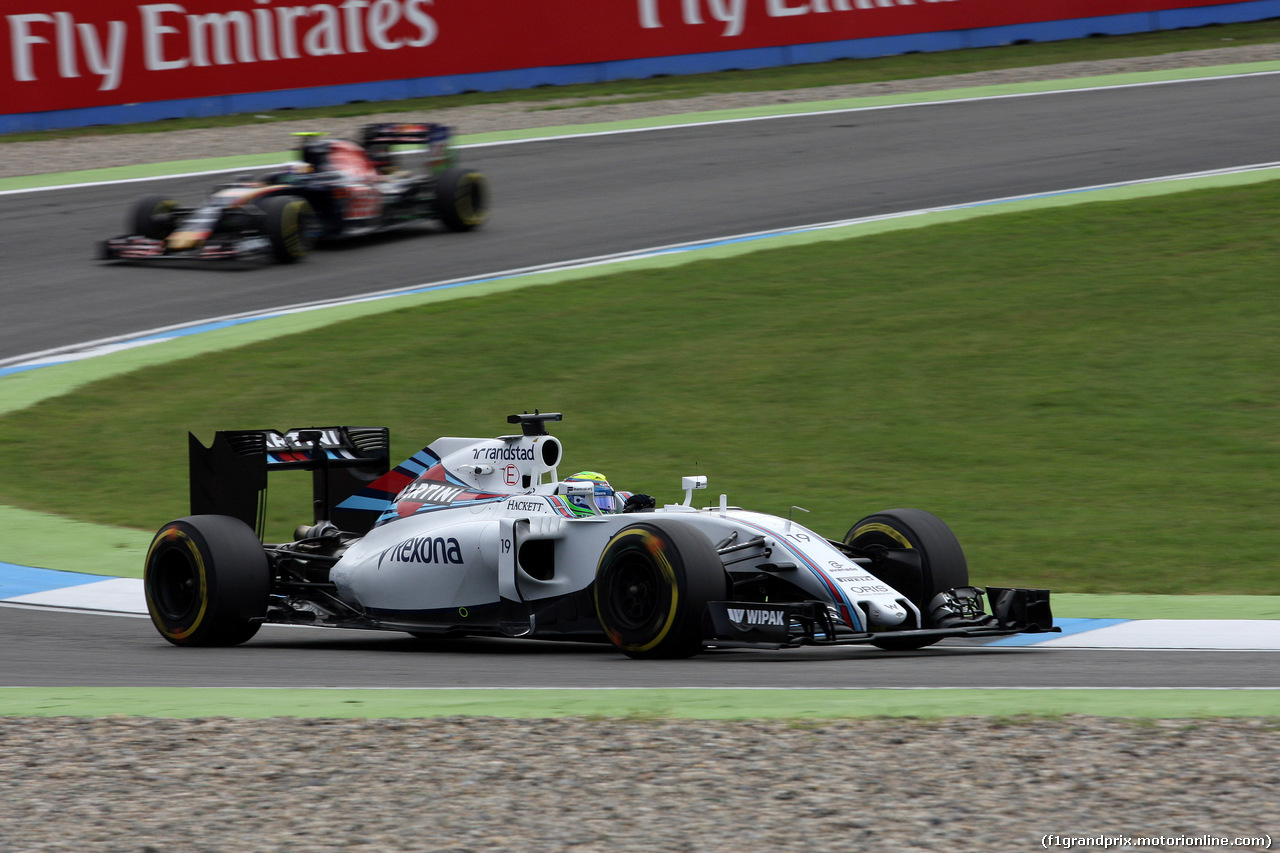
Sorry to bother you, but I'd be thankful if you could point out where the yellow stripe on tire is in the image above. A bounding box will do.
[851,522,914,549]
[144,527,209,642]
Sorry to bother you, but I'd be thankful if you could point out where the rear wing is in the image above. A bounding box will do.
[360,123,451,147]
[189,427,390,539]
[359,123,454,173]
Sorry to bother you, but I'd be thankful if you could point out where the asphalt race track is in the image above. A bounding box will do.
[2,73,1277,689]
[2,74,1278,361]
[3,606,1277,688]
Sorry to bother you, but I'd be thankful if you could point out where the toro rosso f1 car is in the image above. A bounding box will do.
[101,123,489,264]
[145,413,1056,658]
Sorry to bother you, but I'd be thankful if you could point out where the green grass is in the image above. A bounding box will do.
[3,19,1277,143]
[0,182,1276,594]
[3,687,1279,719]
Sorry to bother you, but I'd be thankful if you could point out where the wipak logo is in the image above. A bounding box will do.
[728,607,786,628]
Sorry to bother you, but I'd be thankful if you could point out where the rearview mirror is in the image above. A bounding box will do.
[681,475,707,506]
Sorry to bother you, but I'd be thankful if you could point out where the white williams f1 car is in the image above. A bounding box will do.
[145,413,1056,658]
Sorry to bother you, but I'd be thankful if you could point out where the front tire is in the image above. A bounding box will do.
[144,515,270,647]
[594,522,725,659]
[130,194,179,239]
[844,508,968,651]
[259,194,317,262]
[435,167,490,232]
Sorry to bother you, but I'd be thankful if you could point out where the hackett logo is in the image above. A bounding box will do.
[6,1,438,92]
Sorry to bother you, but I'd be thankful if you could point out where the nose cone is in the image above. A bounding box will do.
[167,231,204,251]
[867,600,908,627]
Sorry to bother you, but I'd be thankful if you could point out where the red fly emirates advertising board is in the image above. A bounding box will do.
[0,0,1252,115]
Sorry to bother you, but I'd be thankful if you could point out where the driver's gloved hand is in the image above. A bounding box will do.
[622,494,656,513]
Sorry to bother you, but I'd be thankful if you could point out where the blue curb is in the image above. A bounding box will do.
[987,617,1131,646]
[0,563,111,598]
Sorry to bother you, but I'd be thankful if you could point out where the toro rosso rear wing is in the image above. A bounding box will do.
[359,123,454,173]
[190,427,390,539]
[360,122,451,147]
[704,587,1057,649]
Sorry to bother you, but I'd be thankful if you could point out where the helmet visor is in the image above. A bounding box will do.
[593,485,615,513]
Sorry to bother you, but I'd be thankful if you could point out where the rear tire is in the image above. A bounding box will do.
[130,194,179,239]
[144,515,270,647]
[260,194,317,262]
[594,521,725,659]
[844,509,968,650]
[436,167,490,232]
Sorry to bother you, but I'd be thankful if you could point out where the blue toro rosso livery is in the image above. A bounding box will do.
[145,413,1056,658]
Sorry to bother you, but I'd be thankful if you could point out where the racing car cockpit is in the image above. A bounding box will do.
[297,133,330,170]
[295,133,381,181]
[558,472,654,515]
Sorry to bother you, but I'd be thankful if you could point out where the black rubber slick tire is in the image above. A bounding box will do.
[144,515,270,647]
[435,167,490,232]
[844,508,968,650]
[594,521,726,659]
[130,194,179,239]
[260,194,317,262]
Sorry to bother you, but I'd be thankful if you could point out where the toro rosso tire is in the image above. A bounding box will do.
[144,515,270,647]
[130,194,179,239]
[594,521,726,659]
[436,166,490,232]
[844,508,968,651]
[260,194,317,263]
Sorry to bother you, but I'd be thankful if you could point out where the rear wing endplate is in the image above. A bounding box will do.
[360,123,450,147]
[189,426,390,539]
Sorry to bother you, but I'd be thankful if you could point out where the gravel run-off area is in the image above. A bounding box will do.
[4,42,1279,853]
[2,44,1277,178]
[2,716,1278,852]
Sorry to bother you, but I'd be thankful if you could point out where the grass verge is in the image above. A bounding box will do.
[0,182,1276,594]
[1,687,1278,719]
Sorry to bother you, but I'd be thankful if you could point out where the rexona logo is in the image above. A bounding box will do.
[6,1,438,92]
[727,607,787,627]
[379,535,463,567]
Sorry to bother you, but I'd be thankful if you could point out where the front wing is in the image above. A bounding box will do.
[100,234,273,263]
[704,587,1057,649]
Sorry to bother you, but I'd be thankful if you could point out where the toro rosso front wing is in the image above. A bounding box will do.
[704,587,1057,649]
[99,233,275,263]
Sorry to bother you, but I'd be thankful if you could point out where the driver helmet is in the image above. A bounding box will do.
[300,137,329,169]
[565,471,616,514]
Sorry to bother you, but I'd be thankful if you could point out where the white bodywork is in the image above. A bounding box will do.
[329,430,914,634]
